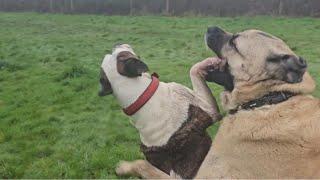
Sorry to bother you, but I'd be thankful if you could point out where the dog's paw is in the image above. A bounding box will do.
[115,161,133,176]
[191,57,226,77]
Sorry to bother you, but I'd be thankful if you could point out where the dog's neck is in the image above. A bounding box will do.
[112,73,152,108]
[221,72,316,111]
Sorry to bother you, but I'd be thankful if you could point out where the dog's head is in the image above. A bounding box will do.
[98,44,149,96]
[205,27,316,110]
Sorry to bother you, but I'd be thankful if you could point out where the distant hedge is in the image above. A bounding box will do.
[0,0,319,17]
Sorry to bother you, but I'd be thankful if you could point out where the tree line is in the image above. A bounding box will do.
[0,0,319,17]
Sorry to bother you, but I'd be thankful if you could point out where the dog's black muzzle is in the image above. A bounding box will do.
[206,26,232,57]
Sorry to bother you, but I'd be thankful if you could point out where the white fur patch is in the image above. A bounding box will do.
[101,47,197,146]
[132,82,194,146]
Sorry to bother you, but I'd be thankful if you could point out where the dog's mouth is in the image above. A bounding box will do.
[204,56,234,92]
[204,27,235,92]
[99,67,113,96]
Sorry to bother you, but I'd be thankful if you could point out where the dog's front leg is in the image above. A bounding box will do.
[190,58,223,121]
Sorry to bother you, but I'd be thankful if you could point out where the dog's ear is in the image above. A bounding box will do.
[99,68,113,96]
[267,54,307,84]
[117,57,149,77]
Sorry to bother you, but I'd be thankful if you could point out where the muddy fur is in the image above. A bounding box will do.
[141,105,212,179]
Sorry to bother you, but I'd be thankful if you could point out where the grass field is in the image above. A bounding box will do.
[0,12,319,178]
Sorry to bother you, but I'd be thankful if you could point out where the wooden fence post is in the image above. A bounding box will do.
[278,0,283,15]
[0,0,3,11]
[166,0,170,15]
[130,0,133,15]
[70,0,74,12]
[49,0,53,12]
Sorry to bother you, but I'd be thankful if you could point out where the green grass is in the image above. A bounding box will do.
[0,12,319,178]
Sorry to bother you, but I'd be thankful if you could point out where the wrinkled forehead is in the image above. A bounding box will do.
[238,29,294,54]
[101,44,137,71]
[101,46,137,73]
[239,30,279,40]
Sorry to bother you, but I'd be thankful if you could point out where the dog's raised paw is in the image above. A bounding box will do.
[115,161,133,176]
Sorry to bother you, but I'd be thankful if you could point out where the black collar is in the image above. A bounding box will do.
[230,91,296,114]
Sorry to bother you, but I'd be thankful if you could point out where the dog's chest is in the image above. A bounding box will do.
[132,82,194,147]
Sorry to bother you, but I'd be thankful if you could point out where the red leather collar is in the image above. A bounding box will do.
[123,73,160,116]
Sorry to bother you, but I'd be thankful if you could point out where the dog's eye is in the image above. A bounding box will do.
[230,35,239,44]
[229,34,240,52]
[230,35,239,45]
[267,54,291,63]
[282,54,291,60]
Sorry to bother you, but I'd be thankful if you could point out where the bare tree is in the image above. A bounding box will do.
[165,0,170,14]
[49,0,53,12]
[130,0,133,15]
[0,0,319,16]
[278,0,284,15]
[70,0,74,12]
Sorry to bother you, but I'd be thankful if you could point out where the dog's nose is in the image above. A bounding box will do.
[113,43,131,49]
[113,43,124,48]
[285,55,307,72]
[297,57,307,68]
[207,26,225,35]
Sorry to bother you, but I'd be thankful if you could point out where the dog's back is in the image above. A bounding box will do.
[196,94,320,178]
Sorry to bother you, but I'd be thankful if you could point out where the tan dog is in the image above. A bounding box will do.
[117,28,320,178]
